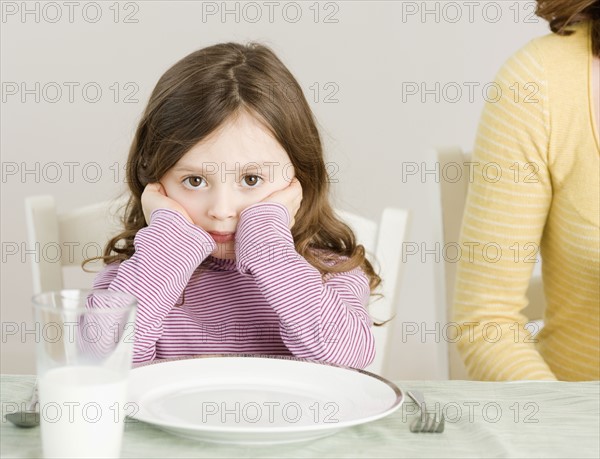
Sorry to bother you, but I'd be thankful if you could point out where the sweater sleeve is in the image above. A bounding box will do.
[234,202,375,369]
[451,40,557,380]
[91,208,216,363]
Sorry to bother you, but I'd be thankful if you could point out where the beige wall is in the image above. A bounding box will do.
[1,1,547,378]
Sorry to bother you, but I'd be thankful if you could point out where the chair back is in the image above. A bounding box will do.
[25,195,127,293]
[337,208,410,376]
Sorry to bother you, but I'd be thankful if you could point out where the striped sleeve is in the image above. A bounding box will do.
[92,208,216,363]
[451,41,557,380]
[235,202,376,369]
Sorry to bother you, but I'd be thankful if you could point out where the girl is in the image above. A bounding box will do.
[87,42,381,369]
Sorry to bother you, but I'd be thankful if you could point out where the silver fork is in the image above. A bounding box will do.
[407,390,445,433]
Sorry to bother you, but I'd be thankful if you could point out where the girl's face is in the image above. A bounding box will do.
[161,111,294,260]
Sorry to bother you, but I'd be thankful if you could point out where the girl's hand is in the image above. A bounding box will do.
[261,178,303,228]
[141,182,193,225]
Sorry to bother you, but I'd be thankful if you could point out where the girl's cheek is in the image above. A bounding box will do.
[162,181,180,199]
[167,190,194,213]
[180,198,200,216]
[242,192,267,209]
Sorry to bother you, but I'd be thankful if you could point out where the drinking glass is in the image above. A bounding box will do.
[32,289,137,459]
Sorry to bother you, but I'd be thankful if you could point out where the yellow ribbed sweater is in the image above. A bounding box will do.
[453,22,600,381]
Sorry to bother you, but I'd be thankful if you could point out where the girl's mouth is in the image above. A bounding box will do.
[208,232,235,243]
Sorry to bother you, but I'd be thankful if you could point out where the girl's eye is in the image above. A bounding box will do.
[183,176,206,189]
[242,175,263,187]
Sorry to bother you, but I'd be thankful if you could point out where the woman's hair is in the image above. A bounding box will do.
[84,42,381,292]
[536,0,600,55]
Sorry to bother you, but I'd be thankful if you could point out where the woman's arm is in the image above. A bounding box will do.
[92,208,215,363]
[452,40,556,380]
[235,202,375,369]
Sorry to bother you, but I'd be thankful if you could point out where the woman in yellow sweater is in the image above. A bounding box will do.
[452,0,599,381]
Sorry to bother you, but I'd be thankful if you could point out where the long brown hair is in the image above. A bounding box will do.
[536,0,600,55]
[84,42,381,292]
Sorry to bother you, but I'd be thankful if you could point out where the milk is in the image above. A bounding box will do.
[38,366,128,459]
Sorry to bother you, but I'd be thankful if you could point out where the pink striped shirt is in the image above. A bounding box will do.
[93,202,375,369]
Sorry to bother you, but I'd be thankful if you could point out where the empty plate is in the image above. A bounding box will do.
[127,354,403,444]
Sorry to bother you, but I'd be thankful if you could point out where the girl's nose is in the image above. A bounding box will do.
[207,191,237,221]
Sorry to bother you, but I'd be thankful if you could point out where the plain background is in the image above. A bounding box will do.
[1,1,547,377]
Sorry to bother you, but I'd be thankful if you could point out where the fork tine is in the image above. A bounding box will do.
[410,414,424,433]
[434,416,445,433]
[425,414,437,433]
[420,413,429,433]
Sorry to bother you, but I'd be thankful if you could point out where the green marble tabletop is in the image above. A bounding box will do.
[1,375,598,458]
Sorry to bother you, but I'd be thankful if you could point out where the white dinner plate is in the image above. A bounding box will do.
[127,354,403,445]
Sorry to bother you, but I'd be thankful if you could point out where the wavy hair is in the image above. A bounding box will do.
[83,42,381,296]
[536,0,600,55]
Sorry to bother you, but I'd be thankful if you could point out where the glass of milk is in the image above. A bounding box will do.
[32,289,137,459]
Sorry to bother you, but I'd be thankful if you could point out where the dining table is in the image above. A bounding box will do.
[1,374,598,458]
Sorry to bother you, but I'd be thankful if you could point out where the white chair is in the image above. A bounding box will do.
[336,208,410,377]
[24,195,128,293]
[25,195,410,377]
[431,146,546,379]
